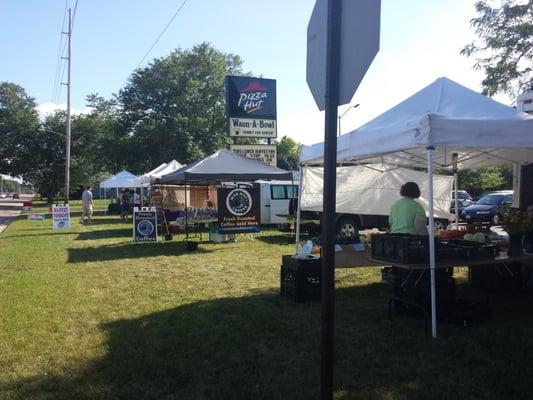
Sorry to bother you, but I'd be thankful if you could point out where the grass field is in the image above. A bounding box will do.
[30,199,110,214]
[1,216,533,399]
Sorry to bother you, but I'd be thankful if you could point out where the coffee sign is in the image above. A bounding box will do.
[217,187,261,234]
[133,207,158,242]
[226,76,277,138]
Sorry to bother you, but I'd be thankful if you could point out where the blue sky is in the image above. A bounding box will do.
[0,0,509,145]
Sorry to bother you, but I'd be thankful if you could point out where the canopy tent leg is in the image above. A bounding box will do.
[427,147,437,339]
[295,165,303,247]
[452,153,459,229]
[185,180,189,242]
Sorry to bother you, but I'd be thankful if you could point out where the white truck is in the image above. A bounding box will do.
[299,164,454,237]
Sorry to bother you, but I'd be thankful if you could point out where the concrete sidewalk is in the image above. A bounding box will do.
[0,201,22,235]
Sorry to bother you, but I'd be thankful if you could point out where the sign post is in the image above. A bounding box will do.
[307,1,380,399]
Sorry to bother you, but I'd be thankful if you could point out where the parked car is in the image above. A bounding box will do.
[450,198,473,215]
[452,190,473,201]
[0,193,6,199]
[461,190,513,225]
[12,193,20,199]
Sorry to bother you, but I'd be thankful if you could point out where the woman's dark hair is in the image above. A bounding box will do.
[400,182,421,199]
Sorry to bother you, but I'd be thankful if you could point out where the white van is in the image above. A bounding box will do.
[257,180,298,225]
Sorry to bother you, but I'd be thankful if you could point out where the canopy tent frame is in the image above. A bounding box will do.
[298,77,533,338]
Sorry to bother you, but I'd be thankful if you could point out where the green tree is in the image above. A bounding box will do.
[458,167,512,197]
[276,136,300,170]
[461,0,533,96]
[0,82,40,175]
[119,43,244,171]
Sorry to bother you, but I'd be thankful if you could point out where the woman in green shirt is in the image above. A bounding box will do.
[389,182,428,235]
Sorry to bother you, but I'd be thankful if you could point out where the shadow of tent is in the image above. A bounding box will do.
[67,241,213,263]
[6,285,533,399]
[75,228,132,241]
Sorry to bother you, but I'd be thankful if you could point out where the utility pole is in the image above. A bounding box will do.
[62,8,72,203]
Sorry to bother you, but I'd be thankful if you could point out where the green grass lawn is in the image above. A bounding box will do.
[1,217,533,399]
[30,199,110,214]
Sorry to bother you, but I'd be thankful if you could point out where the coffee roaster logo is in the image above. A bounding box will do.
[226,188,253,216]
[137,220,154,236]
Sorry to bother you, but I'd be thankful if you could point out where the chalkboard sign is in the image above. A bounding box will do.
[133,207,158,242]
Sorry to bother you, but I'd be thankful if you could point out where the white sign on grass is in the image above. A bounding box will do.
[52,204,70,229]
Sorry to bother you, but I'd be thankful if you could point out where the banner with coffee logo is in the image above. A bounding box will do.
[225,76,277,138]
[217,187,260,234]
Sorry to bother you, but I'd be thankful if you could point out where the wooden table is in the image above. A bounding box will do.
[369,254,533,270]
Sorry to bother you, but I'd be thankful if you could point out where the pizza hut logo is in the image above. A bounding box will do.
[238,81,268,114]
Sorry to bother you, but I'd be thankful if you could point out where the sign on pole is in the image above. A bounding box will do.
[307,0,381,111]
[133,207,158,242]
[52,204,71,229]
[229,144,277,167]
[225,76,277,138]
[217,187,261,234]
[306,1,381,399]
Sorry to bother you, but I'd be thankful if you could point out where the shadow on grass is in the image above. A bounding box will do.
[255,234,295,246]
[75,228,132,241]
[67,241,213,263]
[5,286,533,399]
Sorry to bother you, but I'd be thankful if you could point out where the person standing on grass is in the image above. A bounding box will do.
[80,185,93,224]
[120,189,130,222]
[133,191,141,210]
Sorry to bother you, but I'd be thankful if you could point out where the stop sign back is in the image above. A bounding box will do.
[307,0,381,111]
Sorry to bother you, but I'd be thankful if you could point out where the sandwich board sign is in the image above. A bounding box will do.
[133,207,158,242]
[52,204,70,229]
[306,0,381,110]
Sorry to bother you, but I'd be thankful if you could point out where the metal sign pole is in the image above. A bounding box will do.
[321,0,341,398]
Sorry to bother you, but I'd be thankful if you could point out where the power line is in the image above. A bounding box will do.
[135,0,189,70]
[50,0,69,103]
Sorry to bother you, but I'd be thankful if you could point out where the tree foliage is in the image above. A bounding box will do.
[0,82,40,175]
[118,42,244,172]
[458,166,513,197]
[276,136,300,171]
[461,0,533,96]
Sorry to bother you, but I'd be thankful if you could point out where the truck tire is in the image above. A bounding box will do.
[336,217,360,239]
[433,219,448,230]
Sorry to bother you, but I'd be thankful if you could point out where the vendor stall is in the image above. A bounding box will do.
[160,149,293,243]
[300,77,533,337]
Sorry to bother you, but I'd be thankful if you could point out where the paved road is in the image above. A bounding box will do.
[0,195,32,234]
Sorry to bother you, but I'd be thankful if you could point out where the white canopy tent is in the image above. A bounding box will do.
[100,171,140,189]
[300,77,533,338]
[139,160,184,186]
[139,163,168,186]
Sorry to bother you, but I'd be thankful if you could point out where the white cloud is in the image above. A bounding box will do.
[36,102,92,120]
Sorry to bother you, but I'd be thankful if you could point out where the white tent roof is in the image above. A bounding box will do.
[301,77,533,169]
[152,160,183,179]
[100,171,140,188]
[139,163,168,184]
[139,160,183,184]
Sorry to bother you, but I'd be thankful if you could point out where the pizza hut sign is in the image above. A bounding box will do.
[226,76,277,138]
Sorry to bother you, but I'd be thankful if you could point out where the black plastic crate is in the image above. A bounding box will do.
[280,256,321,302]
[445,240,497,261]
[372,234,468,264]
[392,268,456,306]
[439,299,492,327]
